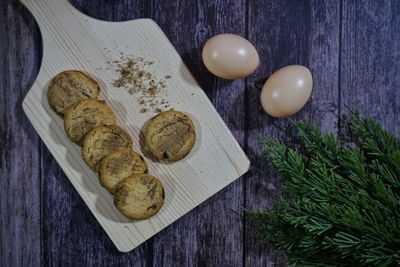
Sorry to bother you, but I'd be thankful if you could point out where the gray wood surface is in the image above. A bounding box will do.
[1,1,42,266]
[340,1,400,131]
[245,1,340,266]
[1,0,399,266]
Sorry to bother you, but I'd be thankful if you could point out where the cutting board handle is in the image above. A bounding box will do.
[19,0,93,85]
[20,0,85,30]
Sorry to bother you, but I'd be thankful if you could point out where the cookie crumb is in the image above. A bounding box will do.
[110,56,172,113]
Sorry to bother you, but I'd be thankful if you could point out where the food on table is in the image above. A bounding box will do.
[99,148,148,193]
[81,125,132,171]
[145,110,196,162]
[64,99,116,145]
[260,65,313,118]
[47,70,100,116]
[114,174,165,220]
[46,69,182,220]
[202,33,259,79]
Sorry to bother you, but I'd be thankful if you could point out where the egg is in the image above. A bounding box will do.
[261,65,313,118]
[202,34,259,79]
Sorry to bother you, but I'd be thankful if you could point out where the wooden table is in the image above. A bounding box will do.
[1,0,399,266]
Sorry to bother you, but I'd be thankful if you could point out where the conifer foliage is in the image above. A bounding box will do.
[248,112,400,266]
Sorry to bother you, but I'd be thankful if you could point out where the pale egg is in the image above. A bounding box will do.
[261,65,313,118]
[202,34,259,79]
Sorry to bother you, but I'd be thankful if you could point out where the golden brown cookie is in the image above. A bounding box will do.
[145,110,196,162]
[99,148,148,193]
[114,174,165,220]
[47,70,100,116]
[81,125,132,171]
[64,99,116,145]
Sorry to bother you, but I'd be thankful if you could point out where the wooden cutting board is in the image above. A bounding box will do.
[21,0,250,252]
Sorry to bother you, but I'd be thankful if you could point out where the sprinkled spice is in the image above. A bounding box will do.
[109,55,172,113]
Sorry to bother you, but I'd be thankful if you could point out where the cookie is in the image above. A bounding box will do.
[47,70,100,116]
[64,99,116,145]
[81,125,132,171]
[114,174,165,220]
[99,149,148,193]
[145,110,196,161]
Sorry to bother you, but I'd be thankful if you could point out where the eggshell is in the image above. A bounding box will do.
[202,34,259,79]
[261,65,313,118]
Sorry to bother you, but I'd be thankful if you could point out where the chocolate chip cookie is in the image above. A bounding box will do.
[47,70,100,116]
[64,99,116,145]
[99,148,148,193]
[145,110,196,162]
[114,174,165,220]
[81,125,132,171]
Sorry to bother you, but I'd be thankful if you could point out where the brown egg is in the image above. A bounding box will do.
[261,65,313,118]
[202,34,259,79]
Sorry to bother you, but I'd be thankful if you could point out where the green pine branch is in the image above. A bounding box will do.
[248,112,400,266]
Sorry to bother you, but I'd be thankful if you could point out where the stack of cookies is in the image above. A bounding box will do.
[47,70,165,220]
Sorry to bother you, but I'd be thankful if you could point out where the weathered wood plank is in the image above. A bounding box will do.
[0,1,42,266]
[340,0,400,135]
[69,0,150,22]
[40,1,152,266]
[6,0,400,266]
[245,0,341,266]
[151,1,246,266]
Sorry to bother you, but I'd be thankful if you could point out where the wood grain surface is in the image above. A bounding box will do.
[245,1,340,266]
[2,0,400,266]
[1,1,42,266]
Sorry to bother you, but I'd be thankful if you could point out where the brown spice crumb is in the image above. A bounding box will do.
[110,55,172,113]
[113,80,123,87]
[149,85,157,96]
